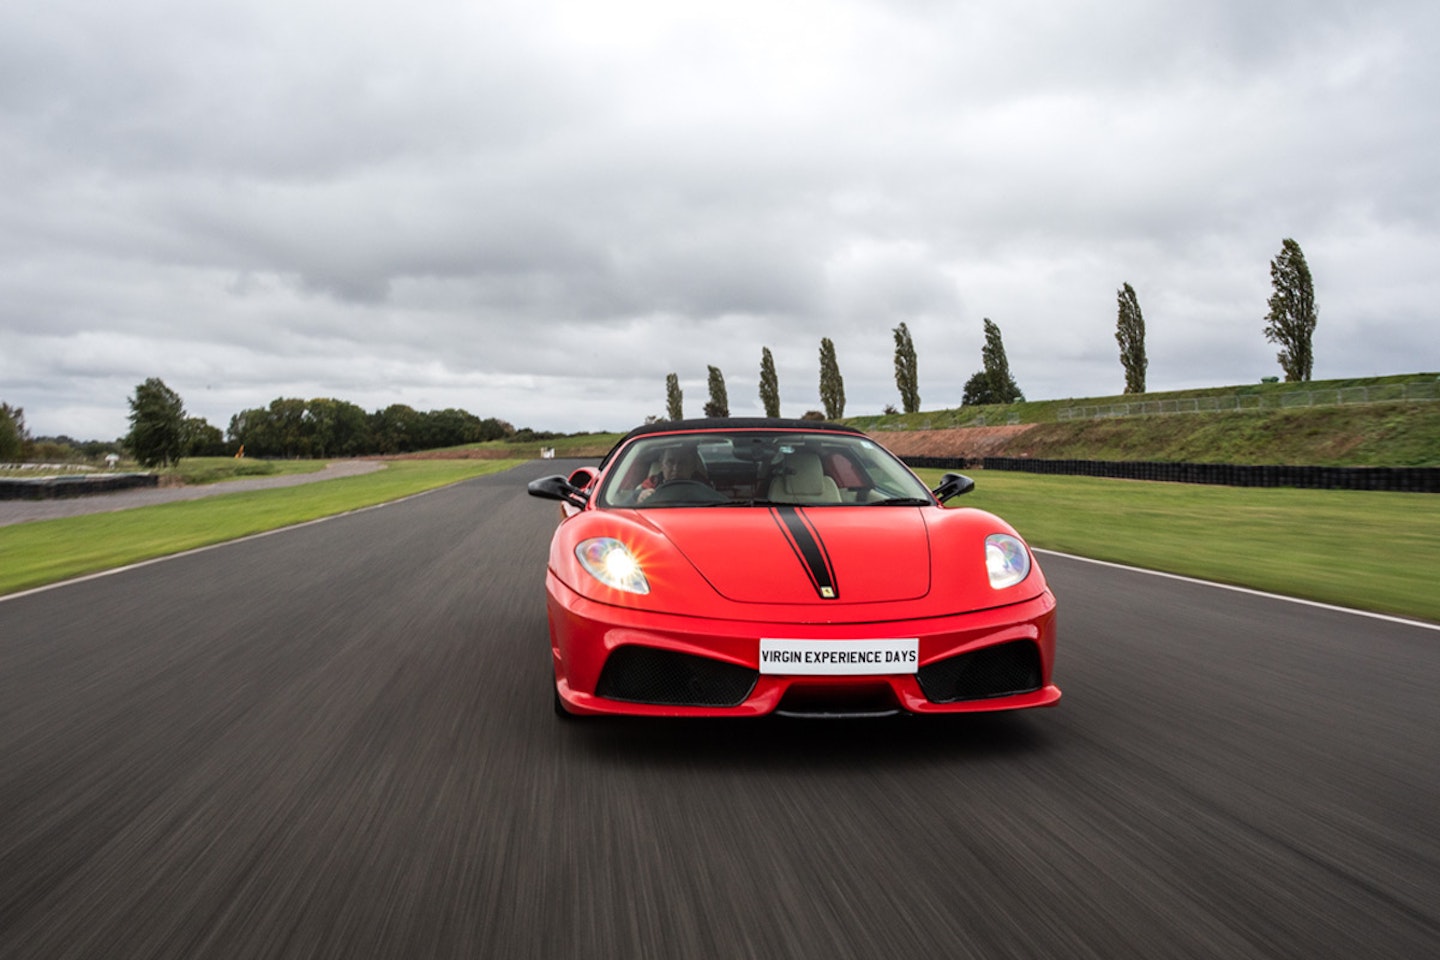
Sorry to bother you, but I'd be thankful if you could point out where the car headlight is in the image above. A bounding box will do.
[576,538,650,595]
[985,534,1031,589]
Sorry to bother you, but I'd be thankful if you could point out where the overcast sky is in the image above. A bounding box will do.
[3,0,1437,440]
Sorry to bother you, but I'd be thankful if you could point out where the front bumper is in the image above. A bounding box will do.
[546,572,1060,717]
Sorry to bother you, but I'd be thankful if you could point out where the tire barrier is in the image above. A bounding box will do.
[903,457,1440,493]
[0,473,160,501]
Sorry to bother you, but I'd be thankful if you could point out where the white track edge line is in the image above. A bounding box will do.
[1034,548,1440,632]
[0,487,444,605]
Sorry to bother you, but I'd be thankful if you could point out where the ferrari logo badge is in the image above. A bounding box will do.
[820,586,836,599]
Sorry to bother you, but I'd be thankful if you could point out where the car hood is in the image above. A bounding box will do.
[638,506,931,605]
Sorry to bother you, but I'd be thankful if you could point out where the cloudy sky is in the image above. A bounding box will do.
[3,0,1437,439]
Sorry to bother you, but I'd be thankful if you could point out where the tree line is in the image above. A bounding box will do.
[227,398,515,459]
[662,237,1319,420]
[664,311,1029,421]
[115,380,518,468]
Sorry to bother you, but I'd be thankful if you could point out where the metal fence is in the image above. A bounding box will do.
[1057,380,1440,421]
[873,411,1022,431]
[903,456,1440,493]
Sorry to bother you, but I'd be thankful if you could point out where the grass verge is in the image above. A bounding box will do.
[0,459,521,597]
[164,457,329,485]
[917,468,1440,623]
[850,372,1439,430]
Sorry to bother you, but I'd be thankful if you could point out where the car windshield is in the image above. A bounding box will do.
[596,431,935,508]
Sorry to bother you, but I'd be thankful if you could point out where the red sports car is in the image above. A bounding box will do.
[528,418,1059,718]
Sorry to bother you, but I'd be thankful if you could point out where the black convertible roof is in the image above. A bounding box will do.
[617,417,863,441]
[600,417,865,465]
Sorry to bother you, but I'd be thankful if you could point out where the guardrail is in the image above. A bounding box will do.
[1058,380,1440,421]
[903,457,1440,493]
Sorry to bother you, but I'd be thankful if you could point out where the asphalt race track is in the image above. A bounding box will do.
[3,461,1437,959]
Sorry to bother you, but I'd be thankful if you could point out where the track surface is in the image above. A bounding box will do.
[3,462,1437,959]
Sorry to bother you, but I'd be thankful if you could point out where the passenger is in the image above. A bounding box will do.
[636,446,708,502]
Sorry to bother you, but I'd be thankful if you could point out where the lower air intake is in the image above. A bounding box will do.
[916,640,1042,703]
[596,646,757,707]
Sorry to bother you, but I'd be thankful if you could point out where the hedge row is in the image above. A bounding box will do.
[903,457,1440,493]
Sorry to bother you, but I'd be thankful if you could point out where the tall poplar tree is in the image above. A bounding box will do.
[961,319,1024,405]
[665,373,684,421]
[892,322,920,413]
[704,365,730,418]
[1263,238,1318,382]
[758,347,781,417]
[1115,282,1147,394]
[818,337,845,420]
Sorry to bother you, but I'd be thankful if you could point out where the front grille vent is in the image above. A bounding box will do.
[916,640,1042,703]
[775,683,900,718]
[595,646,757,707]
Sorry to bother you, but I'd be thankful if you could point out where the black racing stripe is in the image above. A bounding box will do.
[768,508,815,591]
[772,506,839,600]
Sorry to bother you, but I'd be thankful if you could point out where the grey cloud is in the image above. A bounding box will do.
[2,0,1437,438]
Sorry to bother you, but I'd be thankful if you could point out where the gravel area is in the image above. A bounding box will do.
[0,460,385,527]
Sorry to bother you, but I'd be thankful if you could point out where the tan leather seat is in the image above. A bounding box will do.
[768,452,841,504]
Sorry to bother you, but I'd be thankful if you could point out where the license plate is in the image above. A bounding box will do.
[759,638,919,675]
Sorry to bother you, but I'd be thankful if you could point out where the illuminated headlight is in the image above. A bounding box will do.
[576,538,650,595]
[985,534,1031,589]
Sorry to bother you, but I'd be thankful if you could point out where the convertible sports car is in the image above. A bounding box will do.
[528,418,1059,718]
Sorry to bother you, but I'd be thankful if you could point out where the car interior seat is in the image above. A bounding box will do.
[767,452,841,504]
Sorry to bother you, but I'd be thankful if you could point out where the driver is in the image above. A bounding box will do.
[636,445,708,502]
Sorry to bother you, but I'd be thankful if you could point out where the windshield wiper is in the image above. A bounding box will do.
[869,497,933,506]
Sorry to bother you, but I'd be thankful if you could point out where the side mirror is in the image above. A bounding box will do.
[527,475,590,509]
[567,466,598,491]
[931,472,975,503]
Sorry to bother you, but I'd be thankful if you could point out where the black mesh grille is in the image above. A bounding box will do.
[775,683,900,718]
[595,646,758,707]
[916,640,1042,703]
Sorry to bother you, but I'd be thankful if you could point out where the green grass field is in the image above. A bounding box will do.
[0,459,520,597]
[849,372,1440,430]
[917,468,1440,622]
[163,457,329,484]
